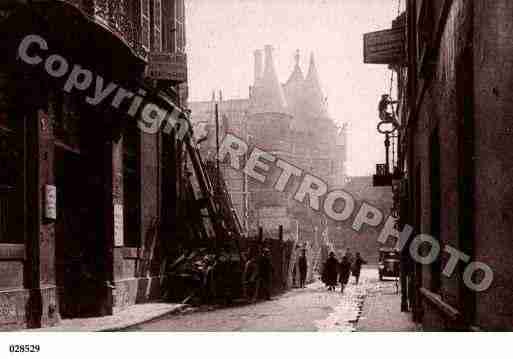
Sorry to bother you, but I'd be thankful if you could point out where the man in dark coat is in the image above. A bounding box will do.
[298,249,308,288]
[243,253,259,302]
[345,248,354,266]
[258,248,273,300]
[352,252,367,285]
[338,255,351,293]
[322,252,339,291]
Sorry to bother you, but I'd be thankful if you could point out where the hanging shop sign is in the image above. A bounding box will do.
[364,27,406,65]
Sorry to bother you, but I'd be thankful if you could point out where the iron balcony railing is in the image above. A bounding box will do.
[60,0,147,58]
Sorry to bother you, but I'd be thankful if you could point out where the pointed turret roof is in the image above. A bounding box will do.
[304,53,329,118]
[283,50,306,124]
[250,45,288,113]
[285,50,304,85]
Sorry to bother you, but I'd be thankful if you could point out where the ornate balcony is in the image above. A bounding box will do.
[58,0,147,59]
[147,52,188,83]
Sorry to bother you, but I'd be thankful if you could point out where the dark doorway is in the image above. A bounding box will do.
[54,147,105,318]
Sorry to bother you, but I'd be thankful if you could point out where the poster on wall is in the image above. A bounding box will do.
[114,204,124,247]
[44,185,57,220]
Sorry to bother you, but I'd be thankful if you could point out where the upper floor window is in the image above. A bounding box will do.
[141,0,150,51]
[176,0,186,52]
[153,0,162,52]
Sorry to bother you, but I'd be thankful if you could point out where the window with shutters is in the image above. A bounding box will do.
[140,0,150,51]
[153,0,162,52]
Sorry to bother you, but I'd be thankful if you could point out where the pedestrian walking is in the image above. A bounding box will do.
[352,252,367,285]
[258,248,273,300]
[298,249,308,288]
[345,248,353,266]
[243,253,259,302]
[338,255,351,293]
[322,252,339,291]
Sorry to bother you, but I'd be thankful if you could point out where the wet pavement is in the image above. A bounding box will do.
[126,268,415,332]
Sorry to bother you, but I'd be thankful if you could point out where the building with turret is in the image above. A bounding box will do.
[190,46,348,247]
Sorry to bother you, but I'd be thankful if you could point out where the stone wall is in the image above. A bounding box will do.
[408,0,513,330]
[472,0,513,330]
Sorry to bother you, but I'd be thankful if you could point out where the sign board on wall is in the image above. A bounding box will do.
[44,185,57,220]
[147,52,187,82]
[363,27,406,65]
[114,204,124,247]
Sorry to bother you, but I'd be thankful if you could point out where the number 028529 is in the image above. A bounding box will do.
[9,344,40,353]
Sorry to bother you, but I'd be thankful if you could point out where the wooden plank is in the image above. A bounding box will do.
[420,287,461,321]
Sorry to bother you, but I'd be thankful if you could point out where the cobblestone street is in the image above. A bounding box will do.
[128,268,414,332]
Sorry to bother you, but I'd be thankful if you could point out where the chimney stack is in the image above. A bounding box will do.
[253,49,263,86]
[263,45,275,78]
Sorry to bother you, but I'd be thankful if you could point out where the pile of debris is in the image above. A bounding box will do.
[165,248,244,306]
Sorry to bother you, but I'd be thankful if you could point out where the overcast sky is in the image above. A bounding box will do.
[186,0,403,177]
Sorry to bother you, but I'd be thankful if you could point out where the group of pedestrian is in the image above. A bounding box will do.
[322,249,367,293]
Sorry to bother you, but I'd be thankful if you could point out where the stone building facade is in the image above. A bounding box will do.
[396,0,513,330]
[190,46,348,249]
[0,0,190,330]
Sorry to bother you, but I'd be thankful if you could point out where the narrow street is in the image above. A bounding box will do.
[128,268,413,332]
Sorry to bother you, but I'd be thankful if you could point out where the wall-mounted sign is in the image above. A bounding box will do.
[114,204,124,247]
[44,185,57,220]
[147,52,187,82]
[364,27,406,65]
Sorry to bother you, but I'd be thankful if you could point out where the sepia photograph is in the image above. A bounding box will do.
[0,0,512,354]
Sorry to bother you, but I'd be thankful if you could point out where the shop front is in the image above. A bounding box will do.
[0,1,148,329]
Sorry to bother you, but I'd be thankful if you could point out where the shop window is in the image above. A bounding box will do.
[0,75,24,244]
[123,124,140,248]
[0,129,22,244]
